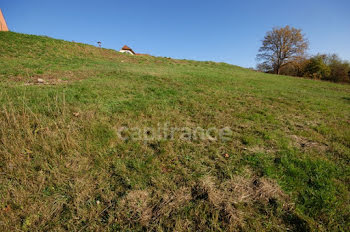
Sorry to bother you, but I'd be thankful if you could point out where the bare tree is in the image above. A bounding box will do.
[257,26,308,75]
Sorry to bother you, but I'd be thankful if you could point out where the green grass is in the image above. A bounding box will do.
[0,31,349,231]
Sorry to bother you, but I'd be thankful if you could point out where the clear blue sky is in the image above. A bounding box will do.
[1,0,349,67]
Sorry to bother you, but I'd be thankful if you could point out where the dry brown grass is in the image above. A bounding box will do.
[0,102,103,231]
[115,187,192,228]
[106,171,291,231]
[191,172,292,231]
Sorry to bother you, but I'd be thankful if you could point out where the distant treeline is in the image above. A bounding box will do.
[256,26,350,83]
[267,54,350,83]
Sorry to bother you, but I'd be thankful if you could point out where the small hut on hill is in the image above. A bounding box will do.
[119,45,135,55]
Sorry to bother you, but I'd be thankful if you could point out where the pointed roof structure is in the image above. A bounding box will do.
[0,9,9,31]
[121,45,135,54]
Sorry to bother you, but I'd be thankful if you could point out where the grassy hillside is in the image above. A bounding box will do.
[0,32,349,231]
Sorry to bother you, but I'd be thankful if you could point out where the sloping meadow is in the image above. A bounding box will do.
[0,32,349,231]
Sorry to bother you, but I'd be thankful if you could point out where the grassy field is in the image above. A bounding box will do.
[0,32,349,231]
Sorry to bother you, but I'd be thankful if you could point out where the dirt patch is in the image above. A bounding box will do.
[10,69,100,85]
[290,135,328,152]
